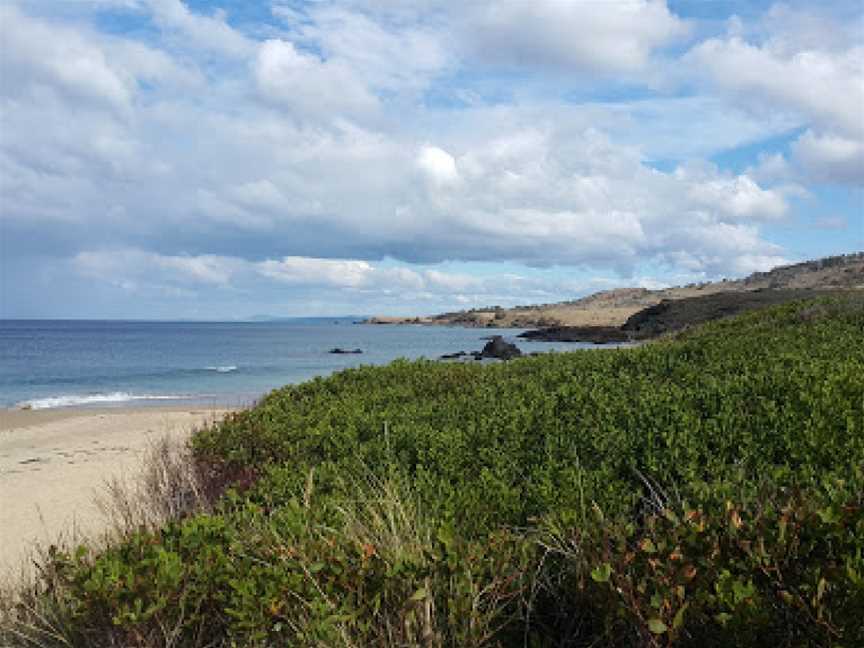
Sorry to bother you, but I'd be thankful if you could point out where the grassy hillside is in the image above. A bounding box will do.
[4,296,863,647]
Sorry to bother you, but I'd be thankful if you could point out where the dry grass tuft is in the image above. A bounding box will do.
[96,434,209,538]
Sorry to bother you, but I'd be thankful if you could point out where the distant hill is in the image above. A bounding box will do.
[245,315,366,323]
[366,252,864,328]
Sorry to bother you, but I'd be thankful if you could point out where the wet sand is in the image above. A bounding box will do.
[0,406,232,578]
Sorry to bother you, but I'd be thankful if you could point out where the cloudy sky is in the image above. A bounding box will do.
[1,0,862,319]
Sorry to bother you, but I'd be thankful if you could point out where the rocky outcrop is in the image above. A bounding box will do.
[329,348,363,354]
[480,336,522,360]
[439,337,524,361]
[518,326,630,344]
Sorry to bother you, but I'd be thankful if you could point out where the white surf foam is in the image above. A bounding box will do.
[17,392,191,410]
[205,365,238,373]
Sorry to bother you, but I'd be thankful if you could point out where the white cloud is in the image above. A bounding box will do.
[687,36,864,137]
[417,146,459,185]
[423,270,480,292]
[75,249,238,287]
[257,257,380,289]
[683,171,788,221]
[0,5,134,112]
[254,39,379,119]
[792,130,864,185]
[284,6,452,95]
[258,257,428,293]
[462,0,687,73]
[685,7,864,187]
[227,179,289,211]
[146,0,253,57]
[73,251,495,298]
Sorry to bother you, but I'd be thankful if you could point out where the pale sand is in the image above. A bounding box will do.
[0,407,233,579]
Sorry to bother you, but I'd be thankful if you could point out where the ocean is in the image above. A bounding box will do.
[0,319,595,410]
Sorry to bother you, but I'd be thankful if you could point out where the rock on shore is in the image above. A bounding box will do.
[518,326,630,344]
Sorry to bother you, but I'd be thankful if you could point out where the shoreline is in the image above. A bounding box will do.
[0,406,235,579]
[0,403,236,433]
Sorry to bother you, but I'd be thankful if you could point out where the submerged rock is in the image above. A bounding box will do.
[439,351,467,360]
[329,347,363,354]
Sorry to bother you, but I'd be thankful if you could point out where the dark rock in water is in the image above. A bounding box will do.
[518,326,630,344]
[439,351,467,360]
[480,336,522,360]
[329,347,363,354]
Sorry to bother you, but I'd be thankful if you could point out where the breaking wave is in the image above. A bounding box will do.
[205,365,238,373]
[17,392,192,410]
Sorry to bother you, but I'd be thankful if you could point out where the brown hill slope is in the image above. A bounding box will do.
[367,252,864,328]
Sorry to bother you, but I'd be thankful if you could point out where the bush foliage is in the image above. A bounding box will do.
[4,296,863,647]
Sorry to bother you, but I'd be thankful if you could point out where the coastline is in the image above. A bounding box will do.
[0,406,234,579]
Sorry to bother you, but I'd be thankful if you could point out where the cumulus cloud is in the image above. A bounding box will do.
[75,249,239,288]
[0,5,134,113]
[71,251,533,303]
[687,34,863,138]
[462,0,687,72]
[399,128,787,271]
[417,146,459,185]
[281,5,452,95]
[685,6,864,187]
[792,131,864,185]
[682,171,788,221]
[257,257,413,290]
[254,39,379,119]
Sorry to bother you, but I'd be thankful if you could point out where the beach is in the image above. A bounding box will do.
[0,406,232,579]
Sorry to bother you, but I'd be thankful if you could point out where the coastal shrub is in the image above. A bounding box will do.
[193,296,864,535]
[3,295,863,647]
[534,485,864,647]
[6,476,533,647]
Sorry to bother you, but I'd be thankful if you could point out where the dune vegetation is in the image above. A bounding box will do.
[3,295,863,647]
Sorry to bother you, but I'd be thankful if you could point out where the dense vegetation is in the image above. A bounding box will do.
[4,296,863,647]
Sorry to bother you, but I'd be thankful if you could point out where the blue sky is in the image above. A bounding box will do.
[0,0,861,319]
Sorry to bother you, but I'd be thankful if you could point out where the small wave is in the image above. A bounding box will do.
[205,365,238,373]
[17,392,192,410]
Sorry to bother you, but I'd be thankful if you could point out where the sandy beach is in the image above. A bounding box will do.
[0,406,232,579]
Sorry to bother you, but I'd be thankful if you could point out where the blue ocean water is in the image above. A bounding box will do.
[0,319,595,409]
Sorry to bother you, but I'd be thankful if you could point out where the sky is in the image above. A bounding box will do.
[0,0,862,319]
